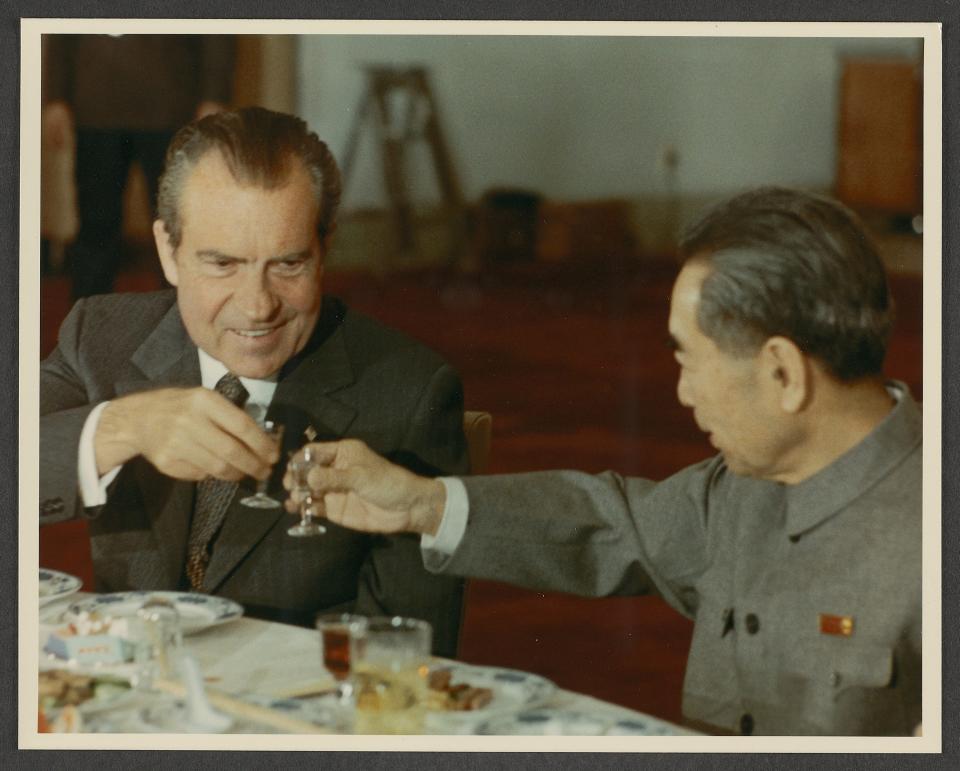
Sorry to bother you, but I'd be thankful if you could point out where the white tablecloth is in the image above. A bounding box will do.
[40,595,691,735]
[187,616,671,724]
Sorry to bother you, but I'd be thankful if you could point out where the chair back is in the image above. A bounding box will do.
[463,410,493,474]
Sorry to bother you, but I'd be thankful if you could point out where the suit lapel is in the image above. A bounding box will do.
[116,303,201,589]
[203,308,359,593]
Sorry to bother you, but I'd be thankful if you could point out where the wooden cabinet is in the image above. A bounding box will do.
[836,58,922,215]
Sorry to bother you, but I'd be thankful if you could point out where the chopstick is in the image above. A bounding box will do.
[272,680,338,700]
[153,678,332,734]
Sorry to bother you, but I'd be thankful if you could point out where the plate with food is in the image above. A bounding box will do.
[39,668,137,718]
[64,591,243,635]
[39,569,83,605]
[424,662,556,733]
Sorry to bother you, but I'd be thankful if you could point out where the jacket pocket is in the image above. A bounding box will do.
[781,641,899,733]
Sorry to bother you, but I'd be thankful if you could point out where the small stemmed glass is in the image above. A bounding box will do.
[241,406,285,509]
[287,445,327,537]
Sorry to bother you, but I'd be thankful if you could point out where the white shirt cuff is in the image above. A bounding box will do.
[78,401,122,507]
[420,477,469,556]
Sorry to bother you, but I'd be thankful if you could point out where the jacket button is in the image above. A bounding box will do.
[745,613,760,634]
[40,498,64,515]
[829,671,842,687]
[740,713,754,735]
[789,534,801,543]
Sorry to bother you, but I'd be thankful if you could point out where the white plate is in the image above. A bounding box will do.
[64,591,243,635]
[39,569,82,605]
[424,662,556,733]
[475,707,686,736]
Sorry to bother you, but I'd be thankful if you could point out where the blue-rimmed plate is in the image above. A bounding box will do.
[475,707,687,736]
[39,569,83,605]
[236,693,341,733]
[425,662,556,734]
[64,591,243,635]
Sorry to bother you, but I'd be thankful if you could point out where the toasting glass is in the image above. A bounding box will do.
[241,410,285,509]
[287,445,327,537]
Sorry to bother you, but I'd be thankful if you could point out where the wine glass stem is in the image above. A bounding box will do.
[301,497,314,526]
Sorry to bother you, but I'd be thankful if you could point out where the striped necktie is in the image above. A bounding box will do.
[184,372,249,592]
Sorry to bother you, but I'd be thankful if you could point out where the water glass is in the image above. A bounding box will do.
[351,616,432,735]
[131,596,184,689]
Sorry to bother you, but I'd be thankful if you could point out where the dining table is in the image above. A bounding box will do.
[36,587,697,739]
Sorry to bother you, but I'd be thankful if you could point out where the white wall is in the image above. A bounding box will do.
[297,35,920,209]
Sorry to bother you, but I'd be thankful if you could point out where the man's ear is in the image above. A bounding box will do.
[153,220,180,287]
[761,336,811,414]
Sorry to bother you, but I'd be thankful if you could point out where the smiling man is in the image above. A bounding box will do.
[39,107,469,656]
[286,187,922,735]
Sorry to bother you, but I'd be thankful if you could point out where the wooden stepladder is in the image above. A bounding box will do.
[340,66,466,264]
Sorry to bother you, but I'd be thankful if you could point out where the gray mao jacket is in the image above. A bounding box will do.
[426,385,922,734]
[40,290,469,656]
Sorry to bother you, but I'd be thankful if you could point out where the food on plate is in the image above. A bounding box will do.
[64,610,129,637]
[426,668,494,711]
[39,704,83,733]
[43,612,134,665]
[38,669,131,710]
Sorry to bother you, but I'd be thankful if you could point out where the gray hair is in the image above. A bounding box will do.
[678,186,893,381]
[156,106,341,250]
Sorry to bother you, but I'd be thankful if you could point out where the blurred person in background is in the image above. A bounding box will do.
[43,34,236,298]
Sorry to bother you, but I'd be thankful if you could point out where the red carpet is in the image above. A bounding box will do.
[38,258,922,723]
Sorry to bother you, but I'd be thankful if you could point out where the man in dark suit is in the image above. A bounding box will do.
[39,107,468,656]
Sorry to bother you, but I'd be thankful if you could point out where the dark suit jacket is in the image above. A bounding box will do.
[40,290,469,656]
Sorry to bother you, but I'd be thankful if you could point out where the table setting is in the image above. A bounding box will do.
[36,570,695,737]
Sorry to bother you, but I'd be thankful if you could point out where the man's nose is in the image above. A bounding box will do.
[236,270,280,320]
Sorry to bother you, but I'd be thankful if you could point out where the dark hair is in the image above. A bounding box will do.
[156,106,341,250]
[678,186,893,381]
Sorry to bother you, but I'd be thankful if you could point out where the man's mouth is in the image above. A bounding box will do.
[229,323,286,341]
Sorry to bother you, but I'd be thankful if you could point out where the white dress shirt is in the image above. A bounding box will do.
[78,348,278,507]
[420,477,469,556]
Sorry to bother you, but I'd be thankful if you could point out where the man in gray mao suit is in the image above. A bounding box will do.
[39,107,468,656]
[286,187,924,735]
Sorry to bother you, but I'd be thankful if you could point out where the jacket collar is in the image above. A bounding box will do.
[125,300,200,389]
[784,381,921,537]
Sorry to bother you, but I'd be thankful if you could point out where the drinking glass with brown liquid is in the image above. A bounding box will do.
[315,613,369,728]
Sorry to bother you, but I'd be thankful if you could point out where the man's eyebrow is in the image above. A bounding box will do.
[196,248,239,261]
[193,249,312,262]
[267,250,312,263]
